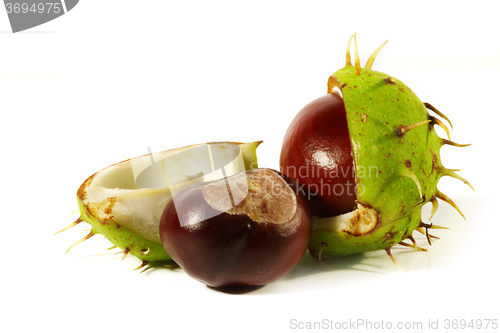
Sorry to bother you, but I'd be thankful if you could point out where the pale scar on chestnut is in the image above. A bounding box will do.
[202,168,297,225]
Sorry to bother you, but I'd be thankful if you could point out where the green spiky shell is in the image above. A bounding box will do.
[77,196,171,262]
[68,141,261,265]
[308,65,445,257]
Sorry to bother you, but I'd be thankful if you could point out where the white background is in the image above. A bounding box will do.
[1,1,498,332]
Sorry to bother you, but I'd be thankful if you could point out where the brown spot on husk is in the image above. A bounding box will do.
[384,77,396,85]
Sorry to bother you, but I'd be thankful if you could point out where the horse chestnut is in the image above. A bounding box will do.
[279,35,472,260]
[280,92,356,217]
[159,168,312,288]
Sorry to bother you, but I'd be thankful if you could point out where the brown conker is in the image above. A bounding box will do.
[280,92,356,217]
[159,168,312,289]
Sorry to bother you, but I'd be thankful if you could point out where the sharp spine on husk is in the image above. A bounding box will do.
[134,261,148,271]
[346,35,353,66]
[442,139,471,148]
[122,248,130,261]
[400,166,423,198]
[365,40,388,70]
[438,167,475,191]
[54,217,82,235]
[353,33,361,75]
[66,230,95,253]
[424,102,453,129]
[436,189,466,219]
[385,247,401,269]
[429,197,439,220]
[398,241,427,252]
[430,116,451,140]
[396,120,431,137]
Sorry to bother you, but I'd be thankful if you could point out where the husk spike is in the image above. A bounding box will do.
[442,139,471,148]
[407,235,418,250]
[418,222,435,245]
[54,217,82,235]
[428,224,449,230]
[385,247,401,269]
[66,230,95,253]
[365,40,388,70]
[133,261,148,271]
[317,242,328,260]
[430,116,451,140]
[400,167,423,198]
[436,190,465,219]
[424,102,453,129]
[396,120,431,137]
[429,197,439,220]
[415,227,433,245]
[122,248,130,261]
[353,33,361,75]
[398,241,427,252]
[346,35,353,66]
[438,167,475,191]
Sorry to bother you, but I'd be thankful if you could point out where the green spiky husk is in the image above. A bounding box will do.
[71,141,262,264]
[77,197,173,262]
[308,65,444,257]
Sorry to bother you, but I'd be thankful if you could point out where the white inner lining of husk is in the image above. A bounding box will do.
[313,203,378,236]
[81,142,250,243]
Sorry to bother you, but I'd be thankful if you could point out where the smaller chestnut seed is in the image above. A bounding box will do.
[159,168,312,289]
